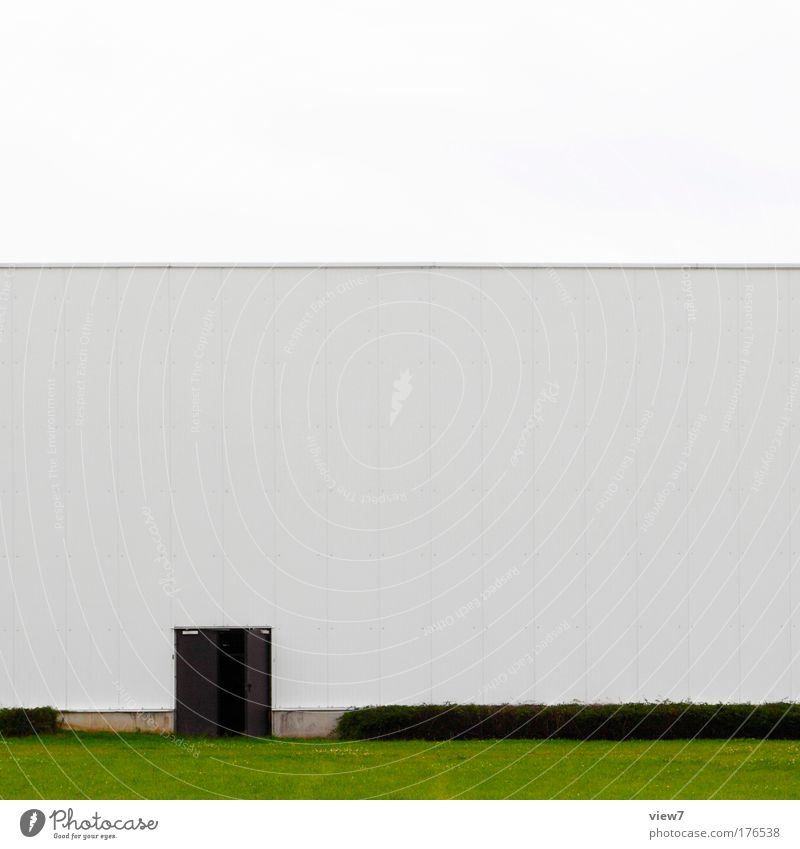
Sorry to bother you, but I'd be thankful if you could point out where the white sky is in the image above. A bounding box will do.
[1,0,798,263]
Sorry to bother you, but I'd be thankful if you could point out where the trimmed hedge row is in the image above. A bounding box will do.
[337,703,800,741]
[0,707,60,737]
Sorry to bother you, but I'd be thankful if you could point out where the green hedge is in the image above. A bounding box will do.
[337,703,800,741]
[0,707,60,737]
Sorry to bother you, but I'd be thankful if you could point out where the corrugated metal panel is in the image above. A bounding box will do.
[0,265,798,710]
[63,267,119,709]
[0,267,14,706]
[116,267,172,711]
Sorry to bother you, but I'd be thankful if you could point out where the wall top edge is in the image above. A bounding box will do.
[1,263,799,270]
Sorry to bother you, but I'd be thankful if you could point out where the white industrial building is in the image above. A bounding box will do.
[0,264,798,736]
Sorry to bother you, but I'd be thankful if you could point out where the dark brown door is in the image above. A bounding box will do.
[244,628,272,736]
[175,629,220,736]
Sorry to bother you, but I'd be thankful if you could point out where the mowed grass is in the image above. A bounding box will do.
[2,733,800,799]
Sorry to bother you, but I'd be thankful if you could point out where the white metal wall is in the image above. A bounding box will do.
[1,265,798,710]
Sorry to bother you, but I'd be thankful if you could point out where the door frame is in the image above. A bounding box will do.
[173,626,273,737]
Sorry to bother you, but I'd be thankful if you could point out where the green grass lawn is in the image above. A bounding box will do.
[2,733,799,799]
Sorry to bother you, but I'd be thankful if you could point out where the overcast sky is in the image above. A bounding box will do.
[1,1,798,263]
